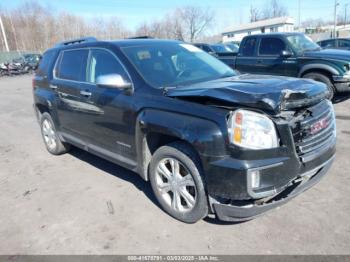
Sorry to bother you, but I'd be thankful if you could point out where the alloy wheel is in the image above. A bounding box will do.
[42,119,57,151]
[155,158,197,213]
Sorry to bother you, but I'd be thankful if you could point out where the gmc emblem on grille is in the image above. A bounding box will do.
[310,118,329,135]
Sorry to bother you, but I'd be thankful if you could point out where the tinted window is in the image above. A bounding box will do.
[320,40,335,48]
[241,37,257,56]
[88,49,129,83]
[57,49,88,81]
[339,40,350,48]
[202,45,213,53]
[37,50,56,76]
[259,37,286,55]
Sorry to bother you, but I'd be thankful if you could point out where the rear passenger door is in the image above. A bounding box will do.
[235,37,260,74]
[51,49,89,140]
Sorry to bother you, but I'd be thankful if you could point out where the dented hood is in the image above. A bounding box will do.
[166,74,329,114]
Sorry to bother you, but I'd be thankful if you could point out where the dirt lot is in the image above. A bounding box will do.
[0,75,350,255]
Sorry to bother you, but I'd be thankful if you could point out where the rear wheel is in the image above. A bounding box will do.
[303,72,335,100]
[40,112,70,155]
[149,142,208,223]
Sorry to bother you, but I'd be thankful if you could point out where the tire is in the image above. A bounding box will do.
[149,142,208,223]
[303,72,335,100]
[40,112,70,155]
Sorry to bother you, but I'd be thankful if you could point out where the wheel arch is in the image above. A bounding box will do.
[298,64,339,78]
[135,109,227,181]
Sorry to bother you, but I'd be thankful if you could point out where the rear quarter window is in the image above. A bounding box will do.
[37,50,56,77]
[56,49,89,82]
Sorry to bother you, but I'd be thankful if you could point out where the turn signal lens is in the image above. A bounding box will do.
[233,127,242,143]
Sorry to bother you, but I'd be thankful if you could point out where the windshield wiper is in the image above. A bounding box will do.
[161,86,177,95]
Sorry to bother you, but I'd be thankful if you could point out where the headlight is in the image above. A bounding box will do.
[228,109,278,149]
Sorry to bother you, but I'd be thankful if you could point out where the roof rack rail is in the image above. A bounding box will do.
[127,36,153,39]
[55,37,97,47]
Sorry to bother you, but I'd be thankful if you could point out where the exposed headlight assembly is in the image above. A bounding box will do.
[228,109,279,150]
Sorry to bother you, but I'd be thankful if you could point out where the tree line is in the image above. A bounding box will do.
[0,1,214,52]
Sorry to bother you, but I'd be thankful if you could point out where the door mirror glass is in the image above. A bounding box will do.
[281,50,293,58]
[96,74,133,90]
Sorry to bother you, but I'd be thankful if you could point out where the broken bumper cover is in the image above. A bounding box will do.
[212,156,334,222]
[333,75,350,92]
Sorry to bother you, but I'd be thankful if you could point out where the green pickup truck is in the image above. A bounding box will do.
[227,33,350,99]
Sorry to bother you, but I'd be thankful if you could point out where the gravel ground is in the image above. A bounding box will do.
[0,75,349,255]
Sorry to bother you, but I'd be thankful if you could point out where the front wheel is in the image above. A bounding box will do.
[149,142,208,223]
[303,72,335,100]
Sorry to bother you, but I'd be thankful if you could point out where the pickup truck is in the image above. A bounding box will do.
[33,37,336,223]
[226,33,350,99]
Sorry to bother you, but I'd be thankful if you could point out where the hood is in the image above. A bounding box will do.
[304,48,350,61]
[166,74,329,114]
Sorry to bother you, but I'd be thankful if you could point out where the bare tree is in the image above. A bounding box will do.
[0,1,215,52]
[178,6,214,42]
[262,0,288,19]
[249,5,260,22]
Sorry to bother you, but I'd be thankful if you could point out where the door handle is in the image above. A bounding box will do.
[80,90,92,97]
[49,84,57,90]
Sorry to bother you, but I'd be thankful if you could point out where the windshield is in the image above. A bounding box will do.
[121,42,236,88]
[286,34,320,53]
[211,44,233,53]
[224,43,239,52]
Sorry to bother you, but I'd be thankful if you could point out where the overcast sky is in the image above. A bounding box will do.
[2,0,344,33]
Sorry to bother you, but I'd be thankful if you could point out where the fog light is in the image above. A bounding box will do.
[249,170,260,189]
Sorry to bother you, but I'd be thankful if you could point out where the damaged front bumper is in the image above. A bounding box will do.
[210,155,334,222]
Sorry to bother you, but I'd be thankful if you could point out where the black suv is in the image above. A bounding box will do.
[33,37,336,223]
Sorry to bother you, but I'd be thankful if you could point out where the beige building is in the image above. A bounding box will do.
[222,17,295,42]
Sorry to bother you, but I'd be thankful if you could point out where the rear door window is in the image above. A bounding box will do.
[259,37,286,55]
[56,49,89,81]
[320,40,335,48]
[240,37,257,57]
[338,40,350,48]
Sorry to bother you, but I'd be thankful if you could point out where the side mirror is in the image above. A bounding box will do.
[96,74,133,92]
[281,50,293,58]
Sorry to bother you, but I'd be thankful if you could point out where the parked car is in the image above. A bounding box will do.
[317,38,350,50]
[193,43,237,68]
[223,42,239,52]
[23,53,42,70]
[225,33,350,99]
[33,37,336,223]
[224,40,241,47]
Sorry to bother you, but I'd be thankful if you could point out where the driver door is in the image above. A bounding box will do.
[256,37,298,77]
[79,48,137,162]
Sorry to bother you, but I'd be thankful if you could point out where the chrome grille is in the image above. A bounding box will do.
[292,100,336,163]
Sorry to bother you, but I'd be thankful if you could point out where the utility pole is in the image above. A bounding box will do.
[333,0,339,38]
[345,4,349,28]
[0,14,9,52]
[298,0,301,32]
[8,12,18,51]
